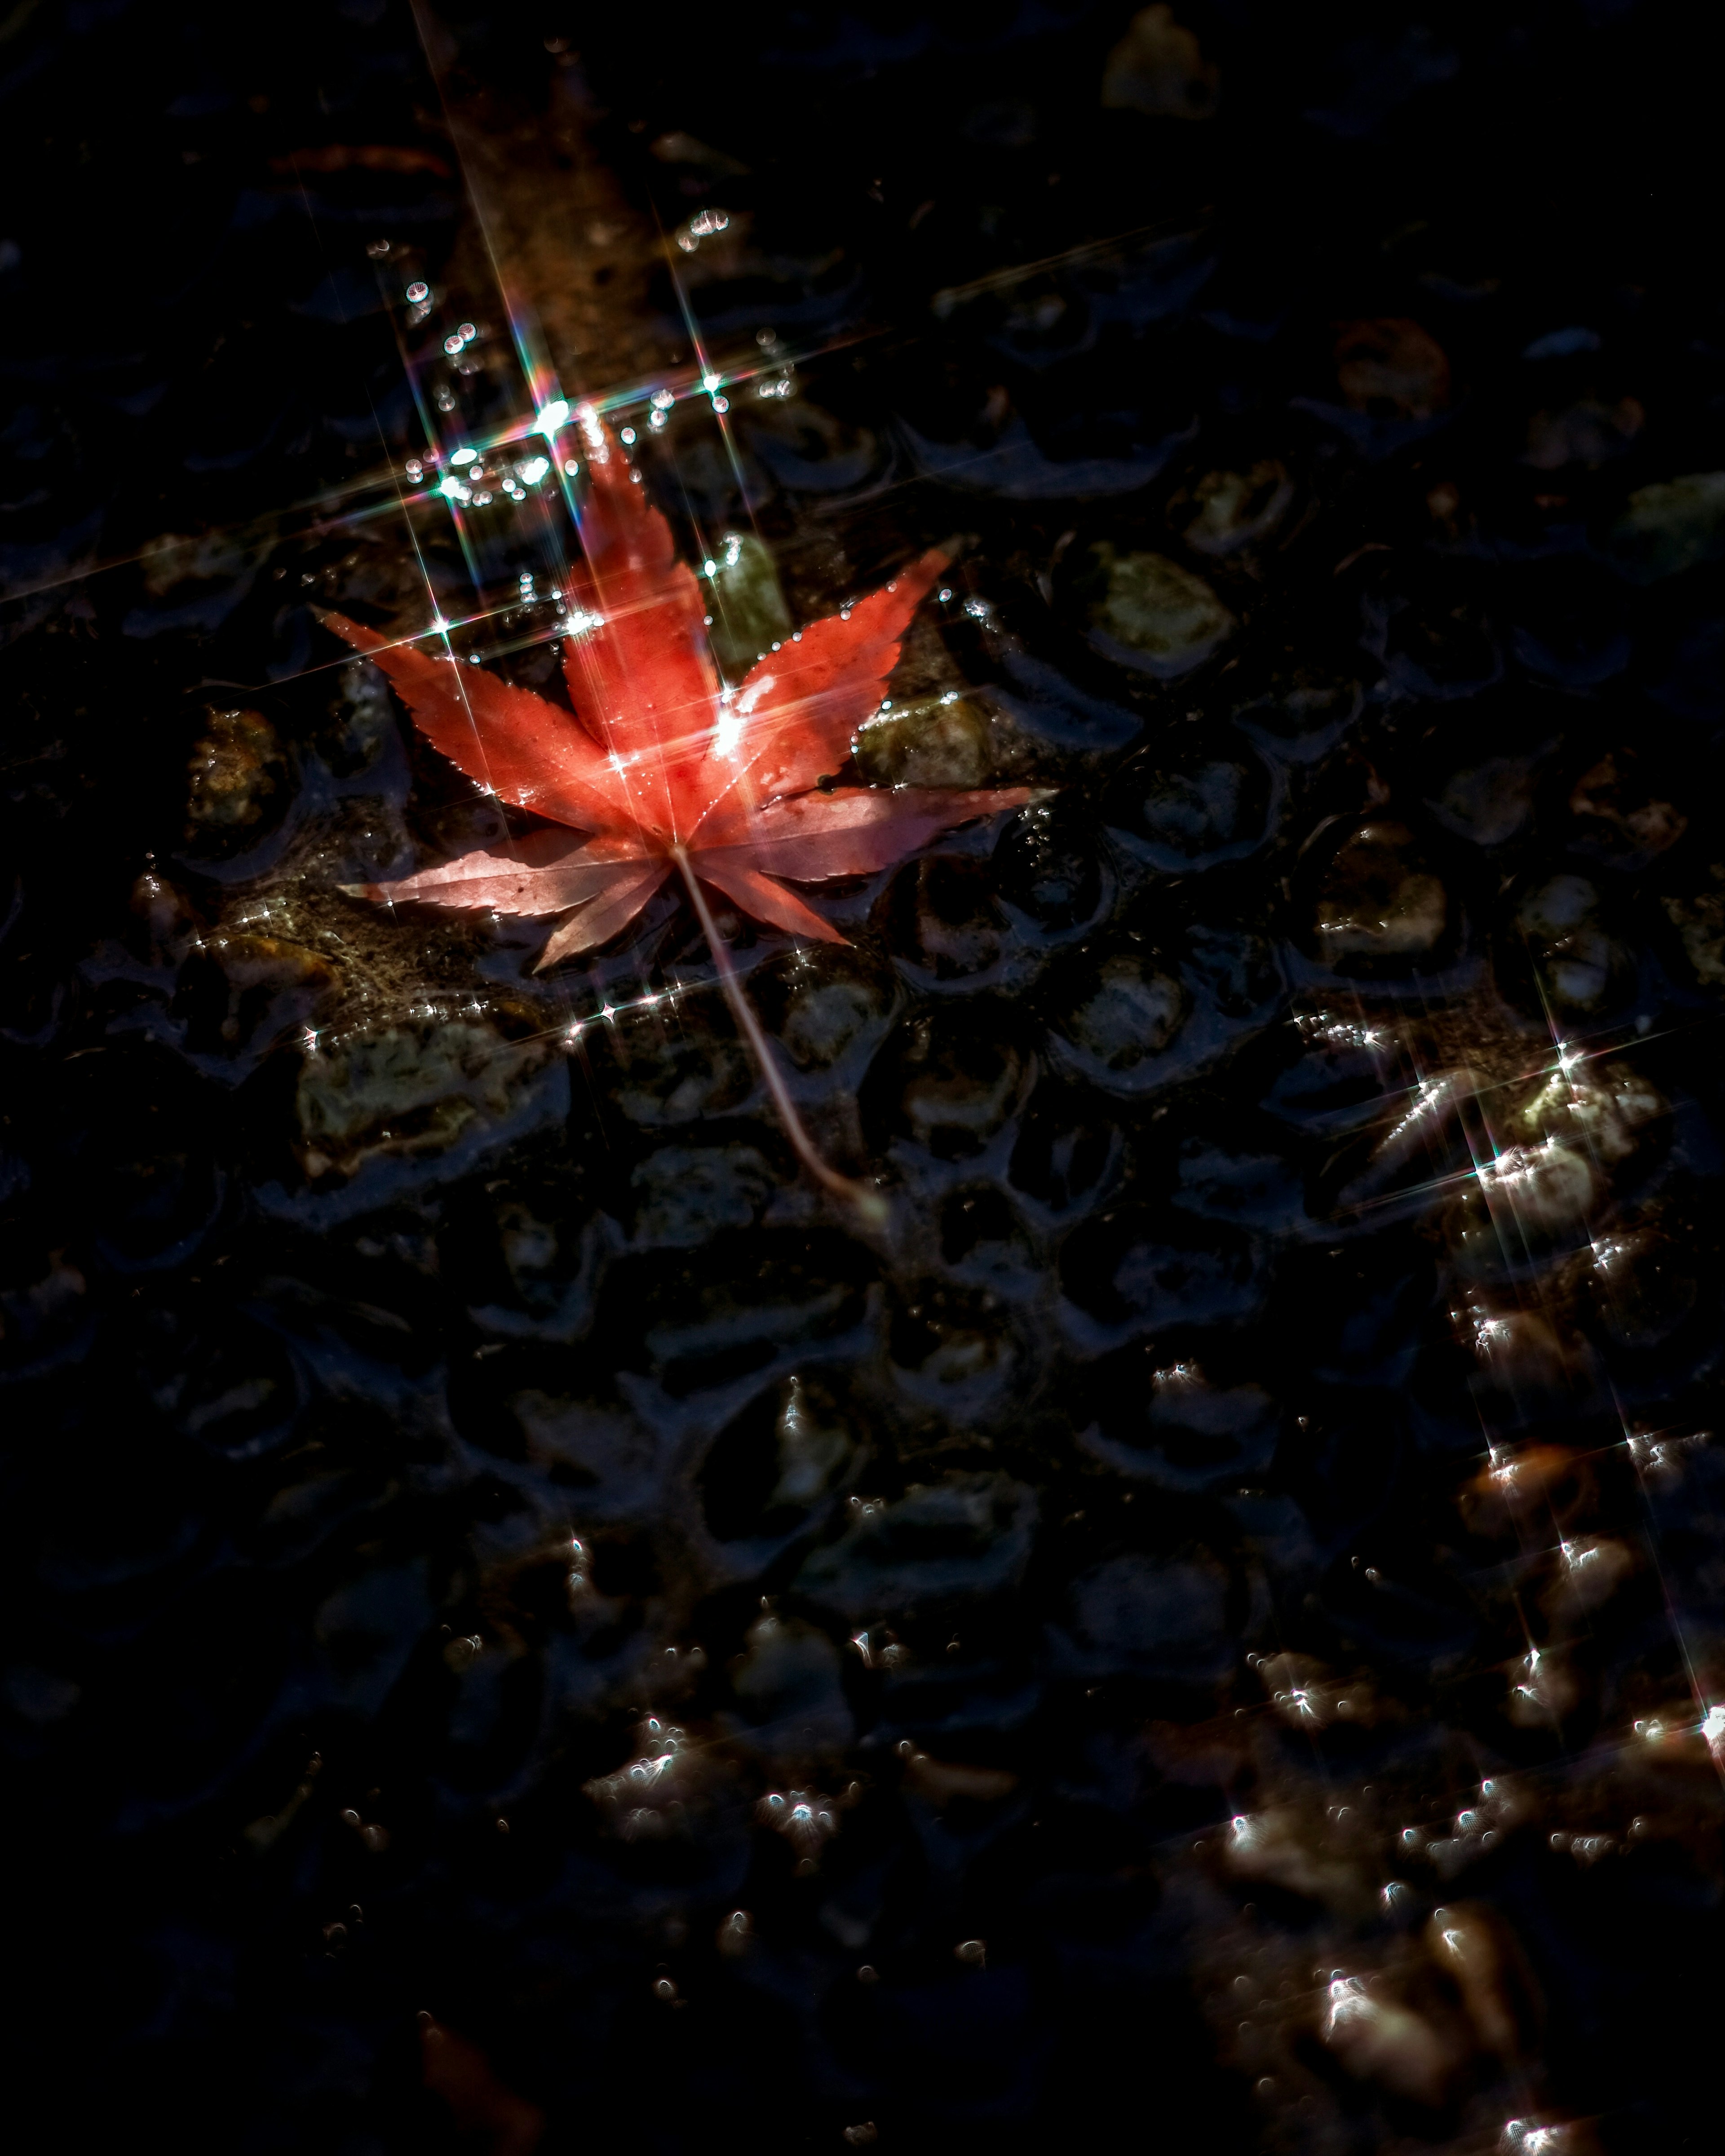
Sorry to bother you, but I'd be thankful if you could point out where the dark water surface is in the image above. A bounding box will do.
[5,4,1724,2149]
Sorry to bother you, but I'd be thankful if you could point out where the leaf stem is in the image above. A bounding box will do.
[672,850,888,1227]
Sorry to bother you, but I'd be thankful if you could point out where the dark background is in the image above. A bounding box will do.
[4,4,1724,2150]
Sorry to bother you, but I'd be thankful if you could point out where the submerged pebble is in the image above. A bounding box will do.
[1081,545,1234,677]
[1311,821,1452,970]
[295,1009,557,1183]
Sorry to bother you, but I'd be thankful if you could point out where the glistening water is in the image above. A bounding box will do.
[4,4,1723,2151]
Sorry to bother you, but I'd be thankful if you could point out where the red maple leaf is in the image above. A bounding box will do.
[323,410,1033,970]
[322,409,1036,1214]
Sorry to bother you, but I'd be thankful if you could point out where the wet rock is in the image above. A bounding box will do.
[902,403,1185,499]
[1047,949,1190,1092]
[993,799,1105,933]
[1103,743,1273,868]
[1007,1084,1119,1217]
[901,1750,1017,1808]
[1363,569,1500,700]
[319,659,399,777]
[174,932,339,1071]
[1524,397,1643,471]
[795,1474,1037,1620]
[1660,867,1725,987]
[1507,1644,1579,1727]
[889,1280,1025,1414]
[1424,1903,1537,2067]
[882,854,1008,980]
[1231,654,1363,762]
[456,1190,603,1342]
[1101,6,1220,120]
[292,794,412,889]
[742,402,881,495]
[628,1141,782,1247]
[1263,1007,1394,1130]
[1171,460,1293,556]
[597,1011,754,1127]
[1255,1651,1374,1731]
[1607,471,1725,583]
[1081,1349,1282,1490]
[585,1715,721,1842]
[1332,318,1450,418]
[855,695,994,789]
[1311,821,1453,972]
[131,527,269,636]
[1568,749,1686,868]
[1483,1136,1600,1235]
[1319,1971,1462,2109]
[1447,1140,1597,1275]
[505,1392,657,1510]
[126,871,202,970]
[1223,1808,1369,1912]
[728,1611,853,1754]
[755,947,897,1076]
[1081,545,1234,677]
[1324,1064,1486,1217]
[294,1005,558,1184]
[1460,1445,1597,1540]
[862,1001,1032,1161]
[698,1373,856,1543]
[1172,1134,1305,1232]
[1424,745,1541,847]
[153,1311,304,1461]
[938,1184,1040,1292]
[1543,1533,1634,1620]
[1061,1207,1261,1338]
[1505,1057,1663,1167]
[1506,872,1632,1017]
[667,428,771,523]
[609,1229,875,1397]
[703,529,793,676]
[185,708,287,843]
[1432,755,1539,847]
